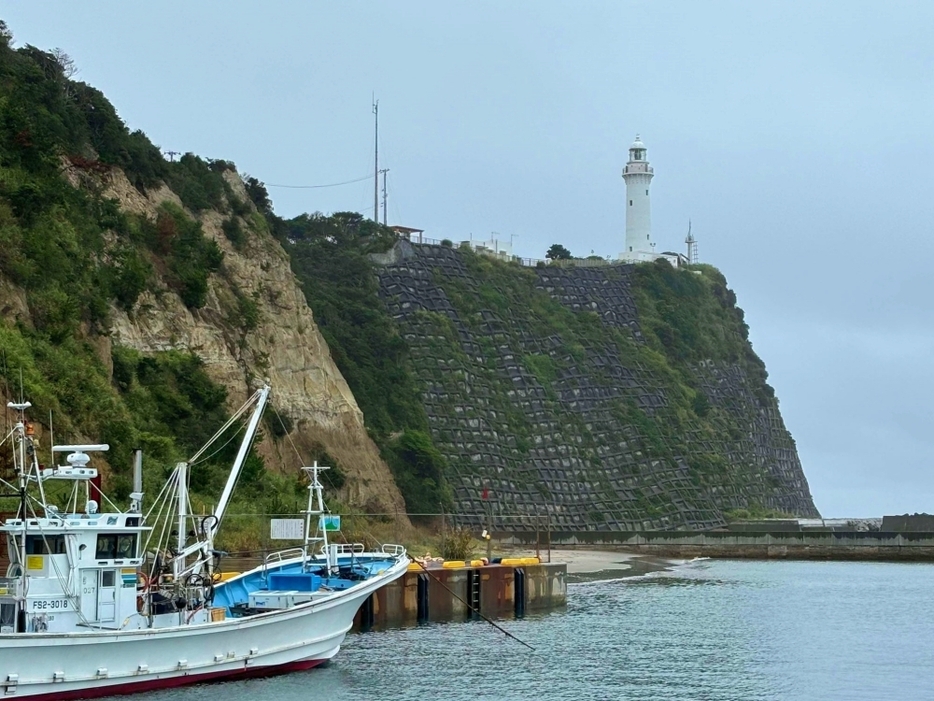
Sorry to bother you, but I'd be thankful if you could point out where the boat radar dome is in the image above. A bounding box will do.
[67,451,91,468]
[86,499,98,515]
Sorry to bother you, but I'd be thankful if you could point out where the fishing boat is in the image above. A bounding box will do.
[0,385,409,700]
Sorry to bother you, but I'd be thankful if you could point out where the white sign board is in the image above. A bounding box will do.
[270,519,304,540]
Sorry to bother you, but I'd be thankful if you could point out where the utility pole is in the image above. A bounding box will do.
[165,150,180,162]
[373,97,379,223]
[379,168,390,226]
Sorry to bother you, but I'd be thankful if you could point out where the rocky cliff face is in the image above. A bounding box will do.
[21,164,406,516]
[376,243,818,530]
[117,171,405,514]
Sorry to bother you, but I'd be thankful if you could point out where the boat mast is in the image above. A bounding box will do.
[7,401,32,629]
[211,385,270,535]
[175,461,188,579]
[172,386,271,568]
[302,462,333,576]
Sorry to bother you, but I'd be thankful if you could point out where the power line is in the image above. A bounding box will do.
[266,174,372,189]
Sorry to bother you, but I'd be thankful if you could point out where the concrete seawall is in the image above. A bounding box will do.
[502,531,934,561]
[353,562,567,631]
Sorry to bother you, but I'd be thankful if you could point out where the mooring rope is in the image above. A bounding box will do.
[408,559,536,651]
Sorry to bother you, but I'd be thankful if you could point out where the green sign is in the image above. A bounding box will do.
[320,515,341,532]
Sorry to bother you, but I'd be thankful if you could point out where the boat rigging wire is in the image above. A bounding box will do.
[272,401,307,465]
[186,426,242,468]
[187,389,260,465]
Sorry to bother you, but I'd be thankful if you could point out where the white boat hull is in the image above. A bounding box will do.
[0,559,407,700]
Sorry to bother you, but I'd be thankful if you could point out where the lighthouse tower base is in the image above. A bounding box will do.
[618,249,660,263]
[617,249,687,266]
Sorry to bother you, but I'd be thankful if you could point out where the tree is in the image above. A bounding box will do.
[546,243,572,260]
[242,175,271,213]
[51,48,78,78]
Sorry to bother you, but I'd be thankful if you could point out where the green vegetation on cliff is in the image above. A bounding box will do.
[269,212,452,516]
[0,26,301,543]
[373,245,816,527]
[633,261,774,403]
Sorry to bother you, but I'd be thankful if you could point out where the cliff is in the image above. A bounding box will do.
[373,242,818,530]
[0,33,406,521]
[98,169,406,516]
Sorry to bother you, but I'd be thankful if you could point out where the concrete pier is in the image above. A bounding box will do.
[353,562,567,631]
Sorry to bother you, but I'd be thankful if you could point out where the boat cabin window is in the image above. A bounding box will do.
[95,533,137,560]
[25,534,66,555]
[0,603,15,630]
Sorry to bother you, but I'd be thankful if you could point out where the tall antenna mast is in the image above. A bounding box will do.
[380,168,389,225]
[373,96,379,223]
[685,219,698,264]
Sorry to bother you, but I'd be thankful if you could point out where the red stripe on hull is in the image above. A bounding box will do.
[20,658,327,701]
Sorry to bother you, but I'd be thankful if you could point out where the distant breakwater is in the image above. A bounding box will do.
[502,530,934,561]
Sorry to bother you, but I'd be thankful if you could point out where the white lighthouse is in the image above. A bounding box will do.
[620,134,655,262]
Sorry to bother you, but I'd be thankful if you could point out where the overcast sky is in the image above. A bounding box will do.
[5,1,933,517]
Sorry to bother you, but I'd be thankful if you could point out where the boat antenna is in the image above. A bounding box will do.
[1,350,8,429]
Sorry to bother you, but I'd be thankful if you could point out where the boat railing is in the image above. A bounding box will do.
[330,543,365,555]
[264,548,304,566]
[380,544,406,557]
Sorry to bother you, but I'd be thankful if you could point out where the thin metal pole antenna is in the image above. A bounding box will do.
[379,168,389,225]
[373,97,379,223]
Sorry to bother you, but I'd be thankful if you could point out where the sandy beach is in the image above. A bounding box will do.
[510,547,675,580]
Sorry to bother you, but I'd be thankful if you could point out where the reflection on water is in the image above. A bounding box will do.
[111,559,934,701]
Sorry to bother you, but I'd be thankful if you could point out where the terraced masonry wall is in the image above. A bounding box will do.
[376,243,818,531]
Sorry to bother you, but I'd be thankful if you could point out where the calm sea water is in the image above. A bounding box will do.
[125,559,934,700]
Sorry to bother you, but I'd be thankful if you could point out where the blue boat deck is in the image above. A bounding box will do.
[213,555,399,615]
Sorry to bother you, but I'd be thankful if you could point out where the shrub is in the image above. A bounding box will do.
[692,390,710,417]
[221,217,246,249]
[107,247,152,311]
[385,430,452,515]
[546,243,572,260]
[241,175,271,213]
[155,204,223,308]
[165,153,228,213]
[438,527,475,560]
